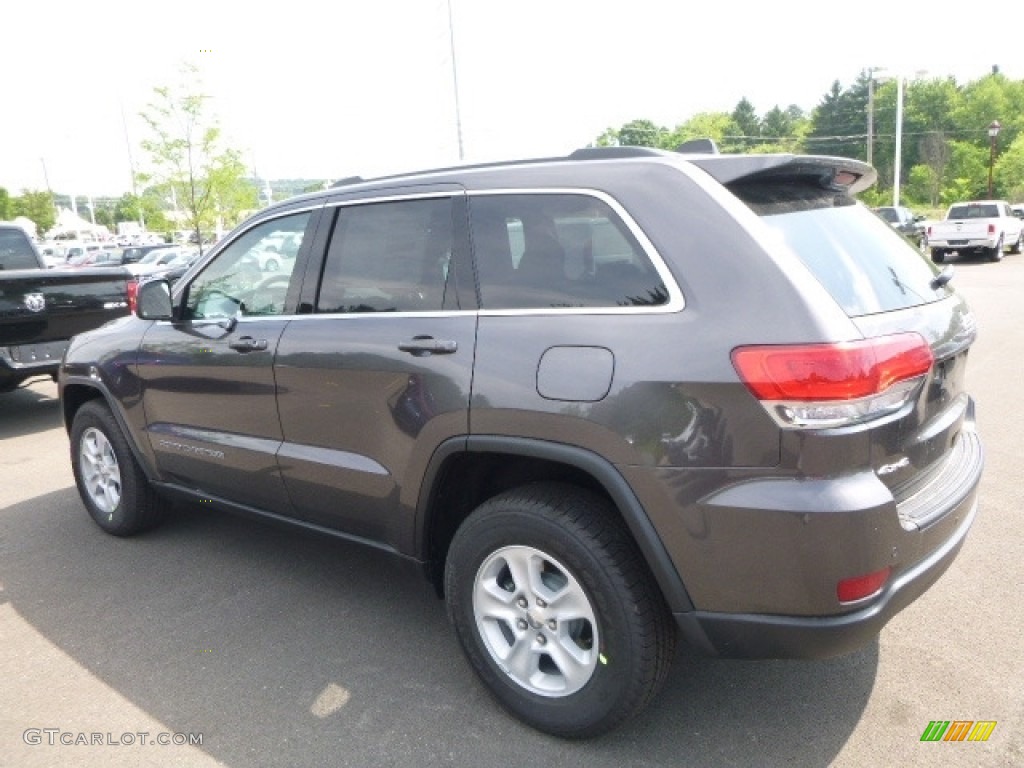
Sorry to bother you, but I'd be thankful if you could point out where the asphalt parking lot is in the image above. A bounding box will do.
[1,253,1021,768]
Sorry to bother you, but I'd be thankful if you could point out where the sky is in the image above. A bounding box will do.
[2,0,1019,199]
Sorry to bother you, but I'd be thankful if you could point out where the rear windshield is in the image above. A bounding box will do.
[948,203,997,219]
[735,183,950,317]
[0,228,40,270]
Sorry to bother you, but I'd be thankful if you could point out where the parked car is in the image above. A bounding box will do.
[59,146,983,737]
[160,250,202,285]
[120,243,174,264]
[122,247,196,278]
[873,205,925,247]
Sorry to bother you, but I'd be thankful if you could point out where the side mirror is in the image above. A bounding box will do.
[136,279,173,320]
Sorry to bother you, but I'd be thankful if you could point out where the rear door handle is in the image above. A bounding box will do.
[228,336,268,353]
[398,336,458,356]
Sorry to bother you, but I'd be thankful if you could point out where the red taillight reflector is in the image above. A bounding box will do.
[837,566,891,603]
[126,280,139,314]
[988,223,996,235]
[731,334,933,402]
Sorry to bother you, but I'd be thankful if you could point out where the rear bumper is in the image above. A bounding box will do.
[675,485,978,659]
[930,238,997,250]
[0,342,67,383]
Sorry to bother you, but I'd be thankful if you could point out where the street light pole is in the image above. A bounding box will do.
[987,120,1001,198]
[447,0,464,161]
[893,75,904,206]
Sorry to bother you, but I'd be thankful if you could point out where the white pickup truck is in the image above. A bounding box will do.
[927,200,1024,263]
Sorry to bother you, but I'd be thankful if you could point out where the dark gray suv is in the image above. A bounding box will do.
[59,146,983,737]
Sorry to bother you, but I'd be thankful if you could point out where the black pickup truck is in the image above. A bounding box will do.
[0,223,132,392]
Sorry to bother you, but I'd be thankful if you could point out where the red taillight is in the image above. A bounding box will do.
[927,225,933,237]
[126,280,139,314]
[988,223,996,235]
[731,334,933,402]
[837,566,891,603]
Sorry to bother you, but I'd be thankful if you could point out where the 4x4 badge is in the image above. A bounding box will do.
[24,293,45,313]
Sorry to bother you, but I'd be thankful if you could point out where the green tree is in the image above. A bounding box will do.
[0,187,10,220]
[730,97,761,150]
[139,62,253,253]
[617,119,664,147]
[941,141,989,203]
[662,112,735,151]
[807,76,869,161]
[994,133,1024,201]
[10,190,56,235]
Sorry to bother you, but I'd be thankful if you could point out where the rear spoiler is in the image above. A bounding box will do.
[687,154,877,195]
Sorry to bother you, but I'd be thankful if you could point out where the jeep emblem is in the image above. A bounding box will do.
[24,293,45,313]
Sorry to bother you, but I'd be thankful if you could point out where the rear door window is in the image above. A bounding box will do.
[316,197,455,314]
[737,184,950,317]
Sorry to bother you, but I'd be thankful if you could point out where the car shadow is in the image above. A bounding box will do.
[0,380,62,439]
[1,491,877,768]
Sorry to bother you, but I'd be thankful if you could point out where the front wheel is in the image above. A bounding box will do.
[1010,232,1022,255]
[70,400,168,536]
[444,483,675,738]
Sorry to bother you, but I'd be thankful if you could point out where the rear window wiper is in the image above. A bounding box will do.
[930,265,954,289]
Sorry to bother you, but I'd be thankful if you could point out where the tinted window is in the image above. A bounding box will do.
[738,184,949,317]
[316,198,454,313]
[185,212,310,320]
[948,203,998,219]
[471,193,667,310]
[0,229,40,270]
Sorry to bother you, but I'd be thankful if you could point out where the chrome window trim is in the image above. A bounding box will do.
[212,187,686,320]
[325,190,462,209]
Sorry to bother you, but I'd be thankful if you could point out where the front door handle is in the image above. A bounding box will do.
[398,336,458,357]
[229,336,268,353]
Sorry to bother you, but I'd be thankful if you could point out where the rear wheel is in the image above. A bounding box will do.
[988,236,1004,262]
[444,483,675,738]
[930,248,945,264]
[71,400,168,536]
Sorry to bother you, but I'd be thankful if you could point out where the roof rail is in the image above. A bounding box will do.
[676,138,719,154]
[330,176,365,188]
[568,146,671,160]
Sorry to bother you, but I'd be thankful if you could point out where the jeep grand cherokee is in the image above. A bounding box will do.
[59,146,983,737]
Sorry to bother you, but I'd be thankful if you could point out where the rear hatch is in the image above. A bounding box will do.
[713,158,978,531]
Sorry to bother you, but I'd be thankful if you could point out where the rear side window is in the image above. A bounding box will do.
[0,229,40,270]
[316,198,455,314]
[470,193,668,310]
[737,184,949,317]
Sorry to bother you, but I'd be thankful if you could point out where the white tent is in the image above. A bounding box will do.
[47,207,110,240]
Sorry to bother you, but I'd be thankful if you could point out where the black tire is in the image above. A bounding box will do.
[1010,232,1022,255]
[930,248,945,264]
[70,400,168,536]
[988,237,1004,262]
[444,482,675,738]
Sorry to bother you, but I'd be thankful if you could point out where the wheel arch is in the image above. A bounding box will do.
[415,435,694,614]
[62,379,159,483]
